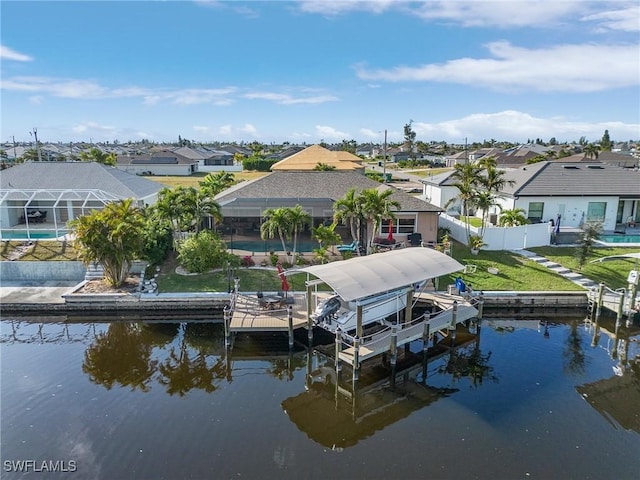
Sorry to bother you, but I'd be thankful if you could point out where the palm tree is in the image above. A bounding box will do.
[193,191,222,233]
[474,164,513,237]
[359,188,401,252]
[445,162,483,243]
[79,147,116,166]
[499,208,528,227]
[333,188,363,243]
[199,171,235,197]
[260,207,292,257]
[583,143,600,160]
[312,223,342,252]
[69,199,145,287]
[287,205,312,259]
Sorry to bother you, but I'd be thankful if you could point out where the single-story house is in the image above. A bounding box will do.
[215,170,442,250]
[270,145,364,172]
[116,150,198,176]
[0,162,166,240]
[174,146,241,173]
[422,161,640,231]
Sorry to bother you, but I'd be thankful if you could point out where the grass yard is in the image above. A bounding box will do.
[1,240,78,261]
[146,171,268,189]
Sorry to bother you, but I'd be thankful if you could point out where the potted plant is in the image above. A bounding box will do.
[468,235,486,255]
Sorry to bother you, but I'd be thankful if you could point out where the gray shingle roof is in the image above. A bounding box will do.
[0,162,166,199]
[502,161,640,197]
[216,171,440,212]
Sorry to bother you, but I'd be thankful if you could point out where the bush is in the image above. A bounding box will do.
[177,231,228,273]
[269,251,279,266]
[241,255,255,267]
[242,157,278,172]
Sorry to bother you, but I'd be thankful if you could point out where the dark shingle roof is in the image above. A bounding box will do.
[216,171,440,212]
[502,161,640,197]
[0,162,166,199]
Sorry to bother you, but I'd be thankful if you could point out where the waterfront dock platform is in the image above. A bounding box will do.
[229,293,308,332]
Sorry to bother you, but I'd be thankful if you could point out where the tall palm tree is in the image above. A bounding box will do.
[359,188,401,252]
[287,205,312,259]
[474,164,513,237]
[79,147,117,166]
[260,207,292,256]
[193,191,222,233]
[333,188,363,243]
[445,162,483,243]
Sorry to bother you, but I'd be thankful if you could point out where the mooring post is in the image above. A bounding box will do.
[595,282,605,322]
[223,306,231,347]
[616,290,625,327]
[353,336,360,383]
[422,316,430,384]
[477,292,484,320]
[390,325,398,367]
[288,305,294,350]
[449,300,458,346]
[306,283,314,347]
[335,328,342,377]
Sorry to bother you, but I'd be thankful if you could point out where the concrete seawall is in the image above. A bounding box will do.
[1,261,86,282]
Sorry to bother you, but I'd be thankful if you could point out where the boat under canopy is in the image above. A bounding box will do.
[297,248,465,302]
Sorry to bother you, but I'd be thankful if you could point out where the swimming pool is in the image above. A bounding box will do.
[228,239,320,252]
[1,230,68,240]
[598,234,640,244]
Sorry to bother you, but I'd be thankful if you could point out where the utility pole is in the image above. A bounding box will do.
[12,136,17,160]
[29,128,42,162]
[383,129,388,183]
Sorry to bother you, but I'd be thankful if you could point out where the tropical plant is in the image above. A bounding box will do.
[313,162,336,171]
[312,222,342,254]
[575,222,602,270]
[287,205,312,259]
[69,199,146,287]
[198,171,235,197]
[499,208,528,227]
[261,207,292,257]
[468,235,486,252]
[583,143,600,160]
[445,162,483,243]
[177,230,228,273]
[79,147,117,166]
[359,188,400,252]
[154,186,222,236]
[333,188,363,243]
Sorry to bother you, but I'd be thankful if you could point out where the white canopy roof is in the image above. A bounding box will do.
[298,248,464,302]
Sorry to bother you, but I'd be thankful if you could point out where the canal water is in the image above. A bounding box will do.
[1,315,639,479]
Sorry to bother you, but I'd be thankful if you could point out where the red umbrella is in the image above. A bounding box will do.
[276,263,290,295]
[387,219,394,243]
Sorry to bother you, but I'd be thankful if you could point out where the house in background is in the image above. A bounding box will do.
[115,149,198,176]
[0,162,165,240]
[270,144,364,172]
[215,170,442,251]
[174,146,242,173]
[423,161,640,232]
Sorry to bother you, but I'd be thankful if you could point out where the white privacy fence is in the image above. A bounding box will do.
[439,214,552,250]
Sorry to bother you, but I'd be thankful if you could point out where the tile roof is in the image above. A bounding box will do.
[0,162,166,199]
[270,144,363,171]
[215,171,440,212]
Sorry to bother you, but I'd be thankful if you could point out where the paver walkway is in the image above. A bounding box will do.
[511,249,599,290]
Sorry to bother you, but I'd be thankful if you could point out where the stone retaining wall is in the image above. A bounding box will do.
[1,261,85,282]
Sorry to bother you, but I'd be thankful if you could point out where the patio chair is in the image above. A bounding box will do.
[336,240,360,254]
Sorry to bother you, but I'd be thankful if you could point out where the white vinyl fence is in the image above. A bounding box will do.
[439,214,552,250]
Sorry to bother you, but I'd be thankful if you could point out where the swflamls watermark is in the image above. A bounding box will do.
[3,460,77,473]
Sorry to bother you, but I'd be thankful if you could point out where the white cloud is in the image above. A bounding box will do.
[0,45,33,61]
[409,1,581,28]
[409,110,640,143]
[71,121,116,134]
[298,0,395,16]
[356,42,640,92]
[29,96,43,105]
[315,125,350,140]
[193,126,210,133]
[243,91,338,104]
[359,128,380,139]
[219,125,233,136]
[580,4,640,33]
[241,123,258,135]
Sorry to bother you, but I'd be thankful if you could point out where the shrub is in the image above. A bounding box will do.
[269,251,279,266]
[241,255,255,267]
[177,231,228,273]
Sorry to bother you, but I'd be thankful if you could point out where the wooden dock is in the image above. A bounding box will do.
[229,293,308,332]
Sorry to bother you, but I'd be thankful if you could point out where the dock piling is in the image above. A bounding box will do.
[595,282,605,322]
[223,306,231,347]
[287,305,294,350]
[390,325,398,367]
[449,300,458,346]
[353,336,360,383]
[335,328,342,377]
[422,318,430,383]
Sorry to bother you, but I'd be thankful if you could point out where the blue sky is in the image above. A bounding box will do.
[2,0,639,145]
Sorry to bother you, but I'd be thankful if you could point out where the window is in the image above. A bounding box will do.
[381,217,416,234]
[527,202,544,222]
[587,202,606,222]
